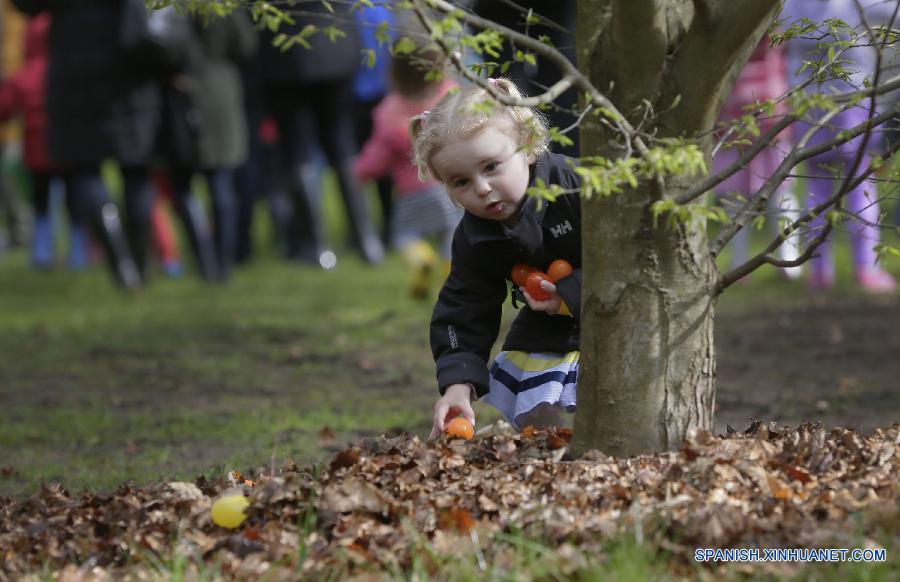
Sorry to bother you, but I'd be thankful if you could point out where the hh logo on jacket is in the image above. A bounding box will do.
[549,220,573,238]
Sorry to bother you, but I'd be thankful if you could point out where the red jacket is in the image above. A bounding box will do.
[353,79,457,196]
[0,14,57,172]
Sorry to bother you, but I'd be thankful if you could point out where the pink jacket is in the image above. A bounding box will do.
[720,37,790,130]
[354,79,457,196]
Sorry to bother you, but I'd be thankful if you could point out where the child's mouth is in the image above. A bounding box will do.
[486,200,503,213]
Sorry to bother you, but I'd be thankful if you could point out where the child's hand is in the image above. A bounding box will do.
[429,383,476,440]
[521,279,563,314]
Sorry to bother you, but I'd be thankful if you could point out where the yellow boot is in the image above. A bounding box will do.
[439,259,451,284]
[401,241,439,300]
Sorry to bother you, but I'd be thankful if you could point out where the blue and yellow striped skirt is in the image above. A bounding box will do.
[482,350,579,428]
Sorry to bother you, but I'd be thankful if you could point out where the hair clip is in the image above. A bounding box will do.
[487,78,499,86]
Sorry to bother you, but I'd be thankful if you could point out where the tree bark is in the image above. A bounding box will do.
[572,0,781,456]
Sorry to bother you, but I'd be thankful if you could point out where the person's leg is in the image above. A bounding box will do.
[68,168,141,289]
[804,160,836,289]
[61,174,89,270]
[712,146,753,270]
[150,189,182,278]
[752,145,802,279]
[167,167,220,282]
[354,96,395,246]
[233,106,264,265]
[841,154,897,291]
[270,90,331,266]
[315,80,384,264]
[398,237,439,300]
[0,143,29,248]
[206,168,238,281]
[120,165,154,280]
[30,171,55,268]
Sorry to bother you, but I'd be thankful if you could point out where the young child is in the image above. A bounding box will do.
[353,43,462,298]
[410,78,583,437]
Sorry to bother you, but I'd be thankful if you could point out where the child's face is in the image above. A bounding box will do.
[430,124,533,225]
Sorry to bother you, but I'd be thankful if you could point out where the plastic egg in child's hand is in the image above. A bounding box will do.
[211,493,249,528]
[525,271,553,301]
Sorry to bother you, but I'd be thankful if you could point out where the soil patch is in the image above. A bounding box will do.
[715,295,900,434]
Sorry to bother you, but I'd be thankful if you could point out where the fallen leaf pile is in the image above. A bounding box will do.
[1,421,897,578]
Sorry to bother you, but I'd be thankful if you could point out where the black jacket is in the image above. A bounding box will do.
[430,152,583,398]
[12,0,163,167]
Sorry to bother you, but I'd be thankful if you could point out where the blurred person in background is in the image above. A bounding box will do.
[712,36,803,280]
[783,0,897,292]
[352,0,395,247]
[153,8,257,282]
[470,0,579,157]
[233,39,271,265]
[10,0,176,290]
[261,1,384,268]
[0,0,28,253]
[354,34,462,299]
[0,13,86,269]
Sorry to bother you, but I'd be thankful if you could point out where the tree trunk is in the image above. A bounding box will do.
[571,0,781,456]
[573,176,718,457]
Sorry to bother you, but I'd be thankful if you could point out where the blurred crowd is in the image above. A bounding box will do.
[0,0,895,295]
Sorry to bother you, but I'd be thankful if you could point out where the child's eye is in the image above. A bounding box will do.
[485,162,499,172]
[453,178,468,188]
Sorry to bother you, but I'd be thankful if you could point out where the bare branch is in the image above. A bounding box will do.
[413,0,667,198]
[709,101,900,255]
[677,72,900,206]
[407,2,577,108]
[717,136,900,291]
[560,105,594,135]
[717,226,831,292]
[678,115,797,205]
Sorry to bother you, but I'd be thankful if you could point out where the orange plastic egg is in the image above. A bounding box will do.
[445,417,475,440]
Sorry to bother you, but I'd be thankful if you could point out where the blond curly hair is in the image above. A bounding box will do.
[410,78,549,182]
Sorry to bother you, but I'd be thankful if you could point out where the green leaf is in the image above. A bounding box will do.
[548,127,574,147]
[374,21,391,48]
[323,26,347,44]
[362,48,377,69]
[394,36,417,55]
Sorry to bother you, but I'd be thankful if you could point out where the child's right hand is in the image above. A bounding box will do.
[521,279,563,314]
[429,383,476,440]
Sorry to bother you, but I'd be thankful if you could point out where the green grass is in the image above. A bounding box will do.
[0,243,456,496]
[2,191,898,498]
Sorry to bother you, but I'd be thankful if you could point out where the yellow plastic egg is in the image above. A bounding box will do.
[211,494,249,529]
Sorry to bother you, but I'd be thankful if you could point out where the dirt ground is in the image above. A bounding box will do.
[714,294,900,435]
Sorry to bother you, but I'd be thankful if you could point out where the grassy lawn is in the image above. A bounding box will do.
[0,248,454,497]
[1,187,899,498]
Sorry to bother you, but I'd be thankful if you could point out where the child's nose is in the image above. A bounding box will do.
[475,177,492,195]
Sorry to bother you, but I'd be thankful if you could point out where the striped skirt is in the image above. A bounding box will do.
[482,350,579,429]
[392,185,463,257]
